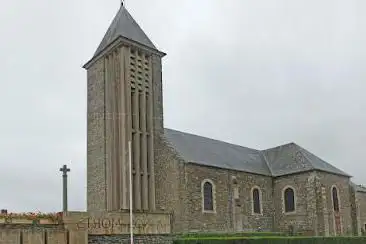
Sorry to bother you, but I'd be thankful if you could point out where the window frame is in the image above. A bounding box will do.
[331,185,341,213]
[282,186,296,214]
[251,186,263,215]
[201,179,216,213]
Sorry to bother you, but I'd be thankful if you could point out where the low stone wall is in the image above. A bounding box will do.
[0,227,69,244]
[0,211,173,243]
[88,234,174,244]
[0,223,63,230]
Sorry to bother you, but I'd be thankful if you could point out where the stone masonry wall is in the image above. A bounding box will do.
[273,171,313,233]
[317,172,353,236]
[87,58,107,212]
[154,134,186,232]
[230,170,273,231]
[350,186,359,236]
[356,191,366,234]
[177,165,357,235]
[183,164,273,232]
[184,164,231,232]
[314,174,329,236]
[272,171,353,235]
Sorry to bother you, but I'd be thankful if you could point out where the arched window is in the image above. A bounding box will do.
[202,180,214,212]
[252,188,261,214]
[284,187,295,213]
[332,186,340,212]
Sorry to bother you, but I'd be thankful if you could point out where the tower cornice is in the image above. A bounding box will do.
[83,36,166,70]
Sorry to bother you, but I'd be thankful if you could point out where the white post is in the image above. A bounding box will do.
[128,141,133,244]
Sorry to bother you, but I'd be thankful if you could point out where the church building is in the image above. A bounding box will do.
[85,4,366,236]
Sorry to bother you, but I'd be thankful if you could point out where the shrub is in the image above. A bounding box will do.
[179,232,285,239]
[173,236,366,244]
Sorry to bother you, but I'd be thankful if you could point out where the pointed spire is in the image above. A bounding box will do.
[83,4,165,69]
[94,5,156,56]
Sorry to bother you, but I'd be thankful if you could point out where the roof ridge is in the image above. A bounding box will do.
[164,128,272,176]
[262,142,296,151]
[164,128,258,152]
[164,128,350,178]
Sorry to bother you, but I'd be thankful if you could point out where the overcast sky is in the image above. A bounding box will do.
[0,0,365,212]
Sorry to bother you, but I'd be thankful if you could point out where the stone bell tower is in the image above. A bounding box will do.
[84,3,166,212]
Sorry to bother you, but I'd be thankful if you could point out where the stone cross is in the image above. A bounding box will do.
[59,164,71,212]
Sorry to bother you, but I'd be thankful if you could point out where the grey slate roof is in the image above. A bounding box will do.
[262,143,350,177]
[164,128,350,177]
[93,5,156,57]
[164,128,272,176]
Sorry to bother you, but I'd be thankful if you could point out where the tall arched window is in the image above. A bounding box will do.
[252,188,261,214]
[284,187,295,213]
[202,180,214,212]
[332,186,340,212]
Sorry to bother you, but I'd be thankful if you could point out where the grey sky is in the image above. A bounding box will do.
[0,0,365,212]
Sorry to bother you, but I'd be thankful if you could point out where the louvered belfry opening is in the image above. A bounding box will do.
[104,46,155,212]
[130,48,155,211]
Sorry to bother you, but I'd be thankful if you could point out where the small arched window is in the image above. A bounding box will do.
[252,188,261,214]
[332,186,340,212]
[203,181,214,211]
[284,187,295,213]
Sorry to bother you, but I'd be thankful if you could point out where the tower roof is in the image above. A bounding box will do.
[85,4,160,67]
